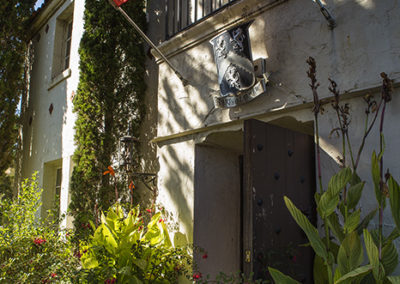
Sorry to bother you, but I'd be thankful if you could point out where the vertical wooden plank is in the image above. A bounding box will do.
[243,119,315,283]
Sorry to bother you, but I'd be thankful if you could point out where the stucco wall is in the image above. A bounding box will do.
[149,0,400,276]
[22,0,84,228]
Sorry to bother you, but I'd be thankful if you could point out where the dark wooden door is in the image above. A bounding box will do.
[243,119,316,283]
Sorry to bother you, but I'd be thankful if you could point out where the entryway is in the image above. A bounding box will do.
[194,118,316,283]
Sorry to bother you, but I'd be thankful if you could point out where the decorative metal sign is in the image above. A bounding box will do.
[210,21,267,108]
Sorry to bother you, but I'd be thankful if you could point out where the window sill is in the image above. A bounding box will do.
[48,68,71,91]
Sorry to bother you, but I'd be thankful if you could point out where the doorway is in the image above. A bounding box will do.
[193,118,316,282]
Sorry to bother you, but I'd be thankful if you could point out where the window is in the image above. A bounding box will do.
[51,4,74,78]
[41,160,62,219]
[165,0,237,39]
[63,21,73,70]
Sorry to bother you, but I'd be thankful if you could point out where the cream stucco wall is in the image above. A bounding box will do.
[21,0,85,228]
[148,0,400,275]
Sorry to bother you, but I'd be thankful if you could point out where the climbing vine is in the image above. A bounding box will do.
[69,0,146,240]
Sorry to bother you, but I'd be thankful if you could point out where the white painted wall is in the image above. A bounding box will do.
[22,0,85,228]
[149,0,400,276]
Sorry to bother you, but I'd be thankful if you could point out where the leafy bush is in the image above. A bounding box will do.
[78,204,192,283]
[268,60,400,283]
[0,173,79,283]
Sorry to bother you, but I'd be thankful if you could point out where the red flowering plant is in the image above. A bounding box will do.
[78,203,192,282]
[0,173,79,283]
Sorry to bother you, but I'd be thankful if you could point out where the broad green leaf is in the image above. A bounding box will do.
[388,177,400,231]
[318,191,339,218]
[314,255,329,284]
[327,213,345,242]
[349,172,362,186]
[387,276,400,284]
[133,258,147,271]
[334,267,342,283]
[268,267,301,284]
[381,241,398,275]
[98,223,118,254]
[130,275,143,284]
[335,265,372,284]
[385,228,400,244]
[344,209,360,234]
[328,167,352,196]
[284,196,328,260]
[357,209,378,235]
[337,231,363,275]
[347,182,365,210]
[372,151,385,208]
[364,229,385,281]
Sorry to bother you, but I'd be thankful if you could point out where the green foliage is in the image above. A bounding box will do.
[268,70,400,283]
[69,0,147,241]
[0,173,79,283]
[0,0,35,190]
[268,267,300,284]
[78,204,191,283]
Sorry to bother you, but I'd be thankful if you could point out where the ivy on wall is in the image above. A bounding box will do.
[69,0,146,240]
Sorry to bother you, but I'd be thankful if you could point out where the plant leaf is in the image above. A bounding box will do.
[314,255,329,284]
[337,231,363,275]
[318,191,340,219]
[385,228,400,244]
[381,241,398,275]
[387,276,400,284]
[327,213,345,242]
[328,167,352,196]
[357,208,378,235]
[284,196,328,260]
[364,229,385,281]
[268,267,301,284]
[347,182,365,210]
[334,265,372,284]
[388,177,400,231]
[344,209,360,234]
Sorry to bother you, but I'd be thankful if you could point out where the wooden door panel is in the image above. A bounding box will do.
[243,119,316,283]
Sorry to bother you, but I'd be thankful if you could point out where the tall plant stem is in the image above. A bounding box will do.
[345,132,355,169]
[315,114,324,193]
[354,99,383,171]
[378,100,387,259]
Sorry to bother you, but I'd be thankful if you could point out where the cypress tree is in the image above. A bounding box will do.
[69,0,146,240]
[0,1,35,199]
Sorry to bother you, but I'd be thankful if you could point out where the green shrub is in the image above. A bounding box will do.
[0,173,79,283]
[78,204,192,283]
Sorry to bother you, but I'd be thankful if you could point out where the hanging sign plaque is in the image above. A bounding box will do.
[210,21,266,108]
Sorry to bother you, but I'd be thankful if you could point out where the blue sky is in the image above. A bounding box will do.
[34,0,45,10]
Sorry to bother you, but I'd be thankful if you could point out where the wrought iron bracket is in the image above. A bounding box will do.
[313,0,336,29]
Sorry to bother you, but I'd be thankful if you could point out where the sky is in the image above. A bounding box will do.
[34,0,45,10]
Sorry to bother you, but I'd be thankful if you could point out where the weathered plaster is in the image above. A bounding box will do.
[149,0,400,275]
[22,0,84,228]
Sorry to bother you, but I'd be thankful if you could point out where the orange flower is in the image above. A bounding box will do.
[129,181,135,190]
[103,166,115,176]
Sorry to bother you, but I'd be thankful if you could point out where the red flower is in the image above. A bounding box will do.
[146,209,152,213]
[202,253,208,259]
[33,238,46,245]
[158,218,164,223]
[103,166,115,176]
[51,273,57,278]
[193,272,202,280]
[138,226,143,231]
[105,278,116,284]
